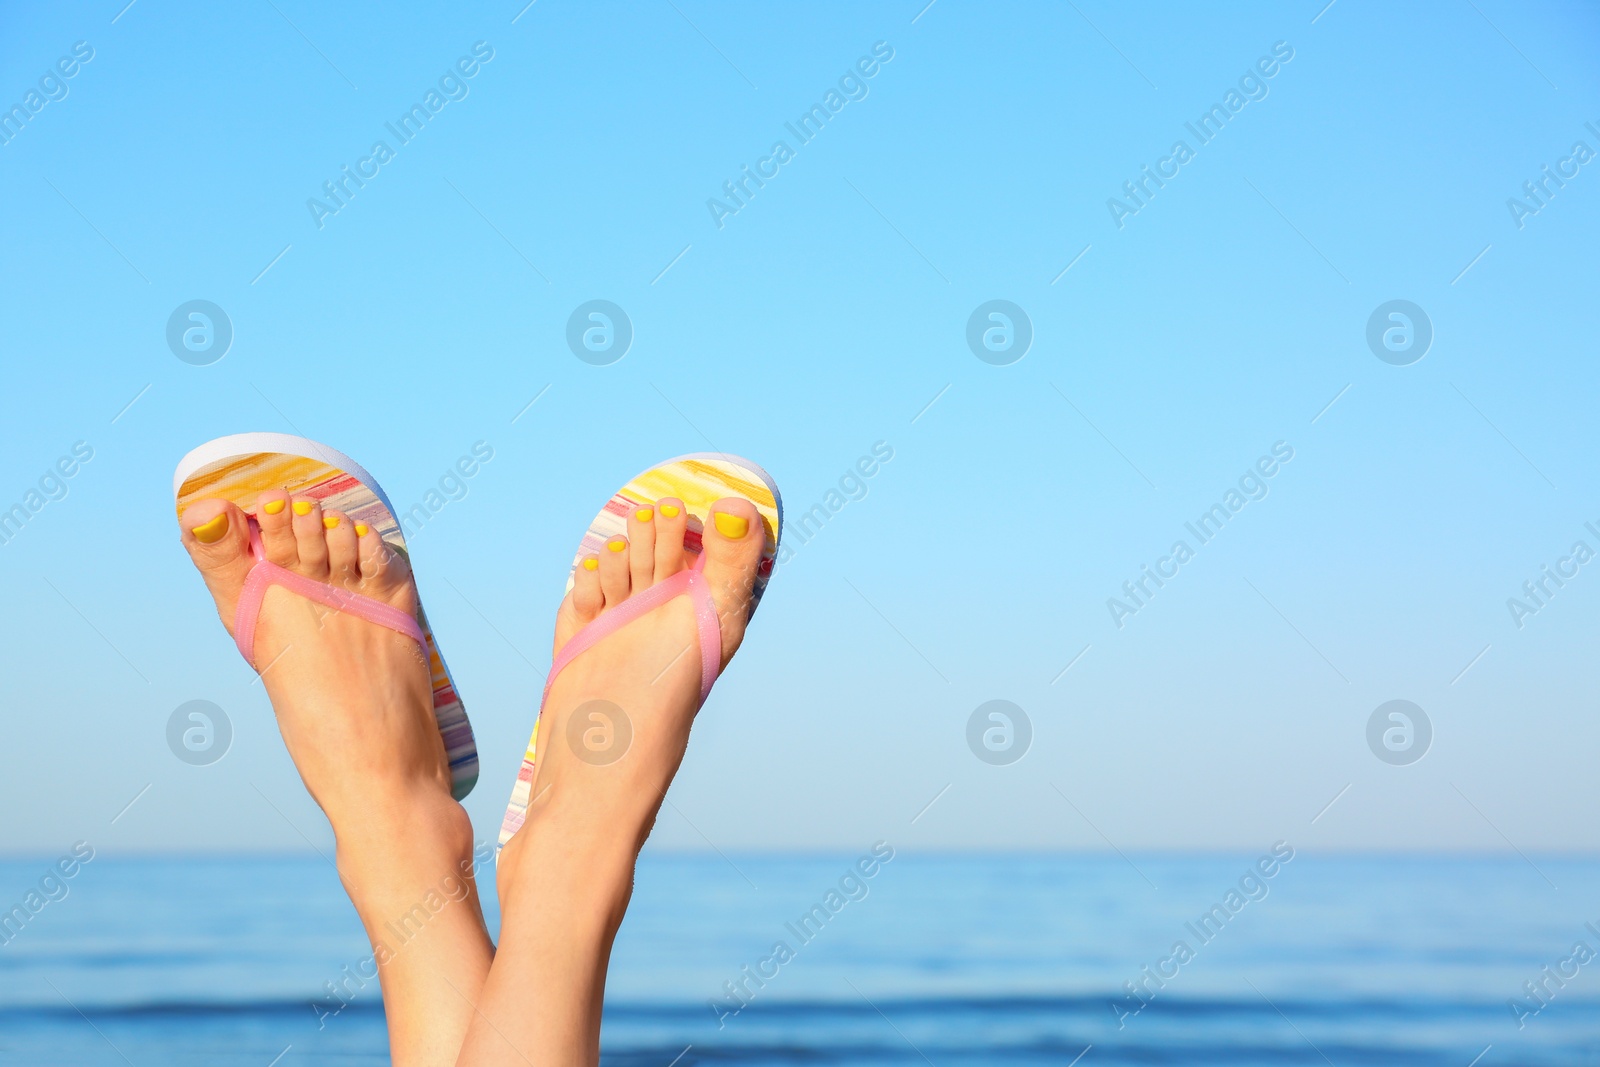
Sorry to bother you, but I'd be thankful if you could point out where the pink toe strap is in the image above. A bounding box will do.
[544,552,722,709]
[233,519,424,668]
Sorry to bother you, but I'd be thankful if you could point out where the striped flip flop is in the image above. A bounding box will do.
[173,433,479,800]
[498,452,782,847]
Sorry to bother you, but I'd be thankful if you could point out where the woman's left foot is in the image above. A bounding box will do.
[459,492,770,1067]
[497,494,766,896]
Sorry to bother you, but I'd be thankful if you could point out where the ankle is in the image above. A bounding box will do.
[497,803,638,934]
[320,755,460,834]
[335,795,479,906]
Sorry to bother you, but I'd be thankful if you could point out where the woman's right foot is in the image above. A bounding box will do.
[178,489,493,1066]
[178,488,454,824]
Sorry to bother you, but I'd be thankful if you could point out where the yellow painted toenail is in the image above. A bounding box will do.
[190,513,229,544]
[323,515,340,529]
[262,499,286,515]
[660,504,680,518]
[354,523,369,537]
[292,501,313,516]
[713,512,749,539]
[635,508,653,522]
[582,557,599,571]
[608,539,627,552]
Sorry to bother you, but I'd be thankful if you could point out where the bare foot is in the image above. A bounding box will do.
[178,490,492,1066]
[497,494,767,882]
[180,490,454,821]
[462,494,770,1066]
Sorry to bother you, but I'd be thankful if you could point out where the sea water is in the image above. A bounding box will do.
[0,853,1595,1065]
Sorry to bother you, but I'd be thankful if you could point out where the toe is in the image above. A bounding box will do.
[178,499,256,631]
[181,498,250,559]
[628,504,656,589]
[599,536,631,607]
[323,511,359,586]
[698,497,765,667]
[356,525,413,597]
[290,496,329,578]
[653,497,687,580]
[355,521,386,580]
[255,490,297,567]
[573,555,603,620]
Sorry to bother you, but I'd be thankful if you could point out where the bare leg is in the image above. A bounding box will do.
[330,788,495,1063]
[178,493,496,1064]
[456,496,767,1065]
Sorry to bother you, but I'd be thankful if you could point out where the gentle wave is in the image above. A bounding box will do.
[5,854,1597,1065]
[8,990,1597,1019]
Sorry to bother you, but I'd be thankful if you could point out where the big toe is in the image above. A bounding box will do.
[178,499,255,630]
[698,497,766,667]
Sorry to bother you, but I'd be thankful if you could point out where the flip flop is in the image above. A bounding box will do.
[497,452,783,847]
[173,432,479,800]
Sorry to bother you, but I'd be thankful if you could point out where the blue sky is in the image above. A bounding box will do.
[1,0,1597,856]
